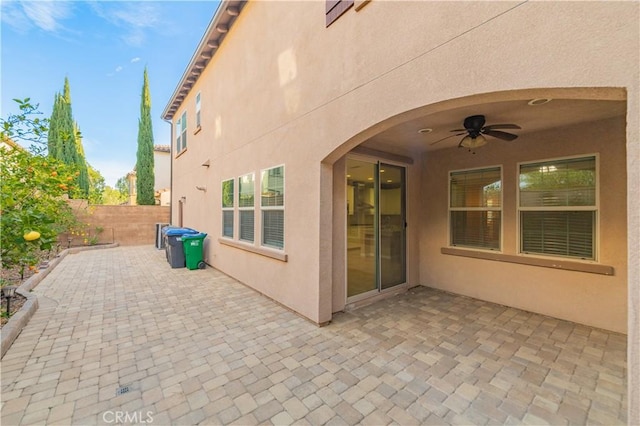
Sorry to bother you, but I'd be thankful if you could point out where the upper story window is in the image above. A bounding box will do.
[239,173,255,243]
[519,155,597,260]
[449,166,502,251]
[175,111,187,155]
[221,179,234,238]
[326,0,354,27]
[261,166,285,249]
[195,92,201,129]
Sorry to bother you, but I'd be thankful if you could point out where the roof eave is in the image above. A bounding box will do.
[161,0,247,121]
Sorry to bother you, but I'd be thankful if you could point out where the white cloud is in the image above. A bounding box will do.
[1,0,73,33]
[130,57,141,63]
[0,2,30,32]
[89,2,160,47]
[115,66,123,72]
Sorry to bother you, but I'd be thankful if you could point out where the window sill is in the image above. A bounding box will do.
[355,0,370,11]
[441,247,614,276]
[175,148,187,159]
[193,125,202,135]
[219,238,288,262]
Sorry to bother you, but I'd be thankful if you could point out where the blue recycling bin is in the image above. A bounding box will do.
[165,227,198,268]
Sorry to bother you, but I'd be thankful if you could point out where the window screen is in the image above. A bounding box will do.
[519,156,596,259]
[239,174,254,243]
[261,166,284,249]
[221,179,234,238]
[449,167,501,250]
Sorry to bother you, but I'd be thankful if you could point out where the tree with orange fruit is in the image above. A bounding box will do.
[1,99,81,279]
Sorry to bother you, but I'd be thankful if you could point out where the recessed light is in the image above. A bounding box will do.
[346,174,351,178]
[367,177,373,181]
[418,128,433,134]
[528,98,552,106]
[387,179,393,183]
[380,169,385,173]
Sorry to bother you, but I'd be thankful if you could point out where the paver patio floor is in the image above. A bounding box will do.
[0,246,627,425]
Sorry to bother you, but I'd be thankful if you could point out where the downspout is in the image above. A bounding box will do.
[163,117,174,225]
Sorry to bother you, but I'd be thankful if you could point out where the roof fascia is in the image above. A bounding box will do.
[161,0,246,121]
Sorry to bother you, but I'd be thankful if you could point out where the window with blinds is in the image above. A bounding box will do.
[239,173,255,242]
[261,166,285,249]
[519,156,596,259]
[449,167,502,250]
[221,179,234,238]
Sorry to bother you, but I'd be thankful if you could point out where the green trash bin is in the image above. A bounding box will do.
[182,233,207,270]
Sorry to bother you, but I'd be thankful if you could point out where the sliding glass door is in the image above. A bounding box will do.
[347,158,406,299]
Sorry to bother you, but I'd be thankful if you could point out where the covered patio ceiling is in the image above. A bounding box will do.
[361,97,627,155]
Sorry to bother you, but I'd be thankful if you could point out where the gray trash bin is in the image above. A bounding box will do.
[165,228,198,268]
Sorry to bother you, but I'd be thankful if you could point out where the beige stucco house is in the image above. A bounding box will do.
[162,1,639,421]
[125,145,172,206]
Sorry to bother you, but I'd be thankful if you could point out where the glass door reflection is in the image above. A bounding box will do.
[347,159,406,299]
[379,163,406,289]
[347,159,378,297]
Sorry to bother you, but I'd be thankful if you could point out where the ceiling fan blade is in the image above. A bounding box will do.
[430,132,465,146]
[450,128,466,133]
[483,129,518,141]
[484,124,521,130]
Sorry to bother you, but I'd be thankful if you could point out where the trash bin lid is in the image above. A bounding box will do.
[165,228,199,236]
[182,232,208,240]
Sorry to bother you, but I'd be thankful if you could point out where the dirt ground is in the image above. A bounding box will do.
[0,251,47,328]
[1,294,27,327]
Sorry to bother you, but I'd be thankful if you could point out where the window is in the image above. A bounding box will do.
[195,92,201,129]
[222,179,234,238]
[261,166,285,249]
[176,111,187,154]
[326,0,354,26]
[239,173,255,242]
[519,156,597,260]
[175,117,181,152]
[449,167,502,250]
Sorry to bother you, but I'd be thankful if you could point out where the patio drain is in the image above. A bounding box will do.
[116,385,131,396]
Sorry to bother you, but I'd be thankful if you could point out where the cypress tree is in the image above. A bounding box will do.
[47,93,62,158]
[59,98,77,165]
[47,77,86,198]
[135,67,155,205]
[63,77,71,103]
[74,123,90,197]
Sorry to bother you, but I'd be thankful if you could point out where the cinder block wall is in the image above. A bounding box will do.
[67,200,170,246]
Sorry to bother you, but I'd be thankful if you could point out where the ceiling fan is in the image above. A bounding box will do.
[430,115,521,153]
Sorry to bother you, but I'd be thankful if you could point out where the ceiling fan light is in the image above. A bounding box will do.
[461,134,487,148]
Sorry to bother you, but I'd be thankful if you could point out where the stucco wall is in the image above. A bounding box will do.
[154,151,171,192]
[420,117,627,333]
[169,1,638,333]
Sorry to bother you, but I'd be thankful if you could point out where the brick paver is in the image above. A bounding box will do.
[1,246,627,425]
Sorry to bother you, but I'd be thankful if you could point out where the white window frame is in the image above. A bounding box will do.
[176,111,187,155]
[221,178,234,239]
[517,154,598,261]
[175,116,182,153]
[260,165,285,250]
[238,173,255,243]
[448,165,503,252]
[195,92,201,129]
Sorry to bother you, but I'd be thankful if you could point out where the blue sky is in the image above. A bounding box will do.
[1,0,220,186]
